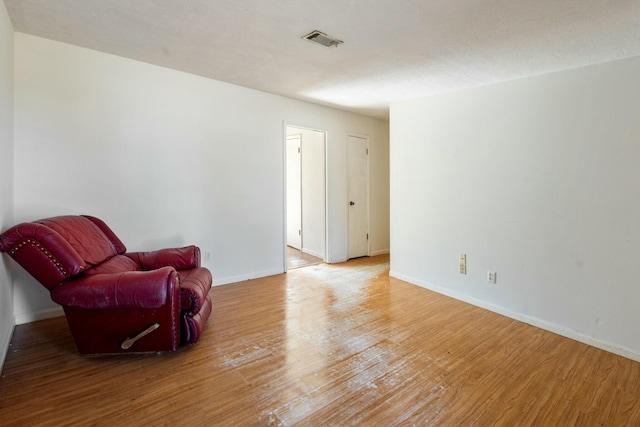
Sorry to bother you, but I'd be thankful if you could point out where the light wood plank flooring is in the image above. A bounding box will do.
[287,246,322,270]
[1,255,640,426]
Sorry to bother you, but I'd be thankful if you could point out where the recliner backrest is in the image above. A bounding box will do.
[0,215,127,289]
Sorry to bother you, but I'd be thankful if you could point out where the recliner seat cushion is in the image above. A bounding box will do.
[84,254,141,275]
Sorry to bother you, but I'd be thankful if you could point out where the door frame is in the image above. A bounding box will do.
[347,132,371,259]
[283,122,329,271]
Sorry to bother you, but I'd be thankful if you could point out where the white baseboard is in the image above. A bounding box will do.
[301,248,324,259]
[0,321,15,374]
[213,267,285,286]
[389,270,640,363]
[15,306,64,325]
[371,249,390,256]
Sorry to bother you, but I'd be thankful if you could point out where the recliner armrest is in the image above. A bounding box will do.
[125,246,201,270]
[179,268,213,314]
[51,266,179,309]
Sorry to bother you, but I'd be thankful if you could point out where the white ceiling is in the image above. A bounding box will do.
[4,0,640,119]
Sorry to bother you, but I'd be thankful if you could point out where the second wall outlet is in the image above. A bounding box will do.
[459,254,467,275]
[487,271,497,284]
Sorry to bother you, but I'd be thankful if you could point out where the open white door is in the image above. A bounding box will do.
[348,135,369,259]
[286,135,302,250]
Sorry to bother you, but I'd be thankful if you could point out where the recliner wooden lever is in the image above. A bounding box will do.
[121,323,160,350]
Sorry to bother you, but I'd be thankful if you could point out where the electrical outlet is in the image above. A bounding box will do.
[204,252,211,262]
[487,271,497,284]
[459,254,467,275]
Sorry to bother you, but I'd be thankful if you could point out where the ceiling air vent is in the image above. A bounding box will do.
[302,30,343,48]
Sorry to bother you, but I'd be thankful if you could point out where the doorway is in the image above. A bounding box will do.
[285,125,327,270]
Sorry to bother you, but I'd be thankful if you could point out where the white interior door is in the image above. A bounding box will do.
[286,135,302,250]
[348,135,369,259]
[300,130,326,258]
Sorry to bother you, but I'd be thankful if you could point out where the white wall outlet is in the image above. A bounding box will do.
[487,271,497,284]
[204,251,211,262]
[459,254,467,275]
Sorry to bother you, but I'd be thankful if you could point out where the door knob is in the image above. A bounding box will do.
[350,201,355,205]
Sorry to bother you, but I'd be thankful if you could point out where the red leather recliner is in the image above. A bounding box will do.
[0,215,213,354]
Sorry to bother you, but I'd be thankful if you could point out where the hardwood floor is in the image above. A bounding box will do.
[2,254,640,426]
[287,246,322,270]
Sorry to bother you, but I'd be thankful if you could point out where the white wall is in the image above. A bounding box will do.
[12,33,390,323]
[390,55,640,360]
[0,2,15,371]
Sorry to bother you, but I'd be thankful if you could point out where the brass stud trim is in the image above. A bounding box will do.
[9,239,68,276]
